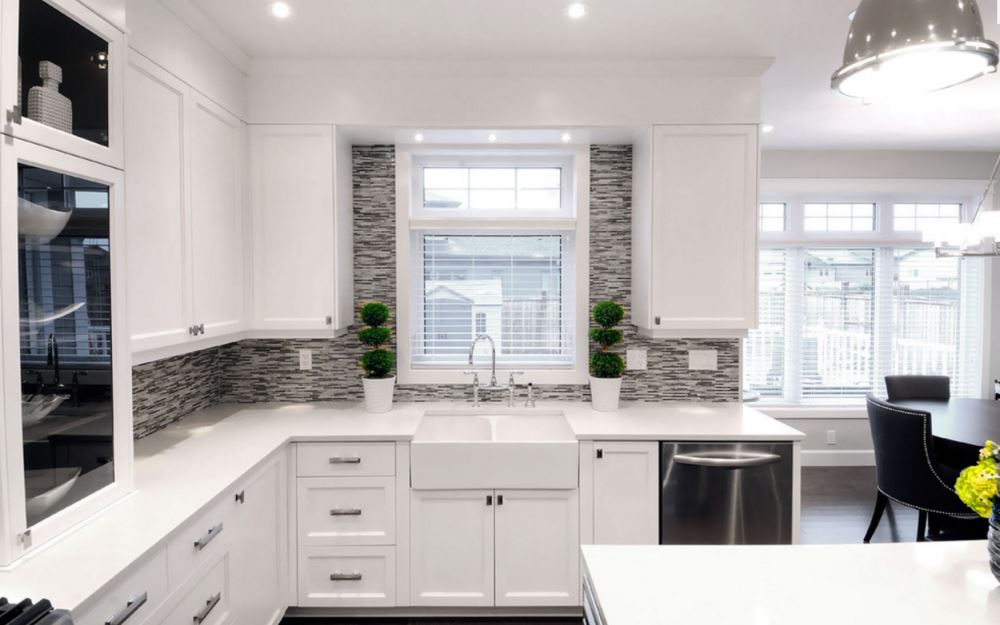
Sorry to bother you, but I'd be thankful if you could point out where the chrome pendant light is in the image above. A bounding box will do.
[832,0,999,100]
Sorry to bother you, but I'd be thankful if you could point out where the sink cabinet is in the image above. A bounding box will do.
[410,488,580,608]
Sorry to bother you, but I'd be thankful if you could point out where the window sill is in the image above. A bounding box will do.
[754,403,868,420]
[399,367,588,386]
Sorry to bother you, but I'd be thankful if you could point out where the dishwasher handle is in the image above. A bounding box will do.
[673,451,782,468]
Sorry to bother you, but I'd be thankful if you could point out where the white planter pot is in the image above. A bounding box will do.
[362,376,396,413]
[589,376,622,412]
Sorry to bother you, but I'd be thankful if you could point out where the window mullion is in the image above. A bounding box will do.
[873,247,896,397]
[784,248,804,403]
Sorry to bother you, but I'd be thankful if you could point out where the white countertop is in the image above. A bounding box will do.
[583,543,1000,625]
[0,400,801,609]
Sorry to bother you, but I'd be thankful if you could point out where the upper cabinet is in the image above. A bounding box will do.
[0,0,125,169]
[126,53,246,358]
[632,124,759,337]
[249,125,352,334]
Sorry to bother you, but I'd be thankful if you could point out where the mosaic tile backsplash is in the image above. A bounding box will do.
[132,145,740,438]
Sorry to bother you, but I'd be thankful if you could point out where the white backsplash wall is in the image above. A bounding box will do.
[132,145,739,437]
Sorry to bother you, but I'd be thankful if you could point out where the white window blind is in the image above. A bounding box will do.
[744,246,984,401]
[413,234,574,367]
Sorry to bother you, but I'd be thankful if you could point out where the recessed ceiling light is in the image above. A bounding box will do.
[847,9,856,21]
[413,132,425,143]
[761,124,775,133]
[269,1,291,19]
[566,2,587,19]
[560,132,572,143]
[487,133,498,143]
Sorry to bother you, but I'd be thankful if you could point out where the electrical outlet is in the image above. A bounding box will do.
[826,429,837,446]
[298,349,313,371]
[688,349,718,371]
[626,349,648,370]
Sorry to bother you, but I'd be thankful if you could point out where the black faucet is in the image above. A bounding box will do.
[47,334,62,389]
[24,369,45,400]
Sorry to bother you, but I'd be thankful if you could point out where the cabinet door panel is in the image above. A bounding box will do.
[495,490,579,607]
[189,94,244,337]
[410,490,494,606]
[593,442,659,545]
[125,55,192,352]
[230,459,283,625]
[250,125,335,331]
[650,125,758,331]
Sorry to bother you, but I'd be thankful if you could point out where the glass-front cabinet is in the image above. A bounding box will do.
[0,138,130,565]
[0,0,125,168]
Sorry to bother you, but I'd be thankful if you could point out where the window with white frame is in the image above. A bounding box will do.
[399,150,587,379]
[744,201,984,402]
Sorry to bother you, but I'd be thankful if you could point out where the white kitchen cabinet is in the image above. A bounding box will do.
[592,442,659,545]
[494,490,580,607]
[297,545,396,607]
[250,125,352,333]
[125,53,192,353]
[297,476,395,546]
[189,93,245,339]
[229,457,284,625]
[409,489,494,607]
[125,53,247,358]
[0,0,125,169]
[633,124,759,337]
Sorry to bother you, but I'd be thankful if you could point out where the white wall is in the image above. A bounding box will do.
[125,0,247,120]
[247,58,769,126]
[762,150,998,180]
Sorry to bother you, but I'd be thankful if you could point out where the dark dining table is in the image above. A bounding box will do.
[890,398,1000,452]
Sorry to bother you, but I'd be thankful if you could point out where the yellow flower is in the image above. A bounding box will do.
[955,459,999,519]
[980,440,998,462]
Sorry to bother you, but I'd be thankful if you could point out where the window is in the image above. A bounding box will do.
[803,203,876,232]
[745,199,983,402]
[893,203,961,232]
[414,234,572,366]
[759,203,786,232]
[422,166,563,211]
[399,148,588,383]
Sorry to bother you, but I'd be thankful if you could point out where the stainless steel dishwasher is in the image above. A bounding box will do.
[660,442,793,545]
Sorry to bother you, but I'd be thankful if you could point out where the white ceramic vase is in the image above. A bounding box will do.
[589,376,622,412]
[362,376,396,413]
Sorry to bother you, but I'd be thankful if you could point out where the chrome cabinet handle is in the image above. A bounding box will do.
[329,456,361,464]
[192,593,221,624]
[325,315,333,326]
[674,452,782,468]
[193,523,223,550]
[330,572,362,581]
[7,105,22,124]
[235,490,245,504]
[105,592,147,625]
[197,323,205,335]
[329,508,362,516]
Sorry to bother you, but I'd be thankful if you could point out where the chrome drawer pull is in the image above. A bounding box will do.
[192,593,221,624]
[329,571,362,581]
[105,592,147,625]
[193,523,223,550]
[674,452,782,468]
[329,508,362,516]
[328,456,362,464]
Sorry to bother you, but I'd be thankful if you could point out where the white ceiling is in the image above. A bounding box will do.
[189,0,1000,150]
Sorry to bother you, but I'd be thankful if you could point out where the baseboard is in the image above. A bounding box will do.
[283,607,583,620]
[801,449,875,467]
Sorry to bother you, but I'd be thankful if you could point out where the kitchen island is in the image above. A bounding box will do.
[582,542,1000,625]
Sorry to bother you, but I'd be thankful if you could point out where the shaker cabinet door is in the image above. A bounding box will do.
[125,54,192,352]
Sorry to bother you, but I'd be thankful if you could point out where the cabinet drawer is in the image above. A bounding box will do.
[74,548,169,625]
[159,555,231,625]
[297,477,395,545]
[166,495,232,589]
[297,443,395,477]
[297,546,396,607]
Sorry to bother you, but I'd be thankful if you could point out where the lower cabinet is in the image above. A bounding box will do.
[410,490,495,607]
[410,489,580,608]
[230,459,284,625]
[591,442,659,545]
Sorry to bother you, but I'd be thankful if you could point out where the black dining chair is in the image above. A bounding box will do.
[884,375,950,401]
[863,395,979,543]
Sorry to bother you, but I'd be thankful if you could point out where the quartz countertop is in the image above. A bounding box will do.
[583,543,1000,625]
[0,399,801,610]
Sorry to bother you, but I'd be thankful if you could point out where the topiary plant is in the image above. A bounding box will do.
[589,300,625,379]
[359,302,394,379]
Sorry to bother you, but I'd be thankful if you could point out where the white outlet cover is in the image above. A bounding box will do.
[299,349,313,371]
[626,349,648,370]
[688,349,718,371]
